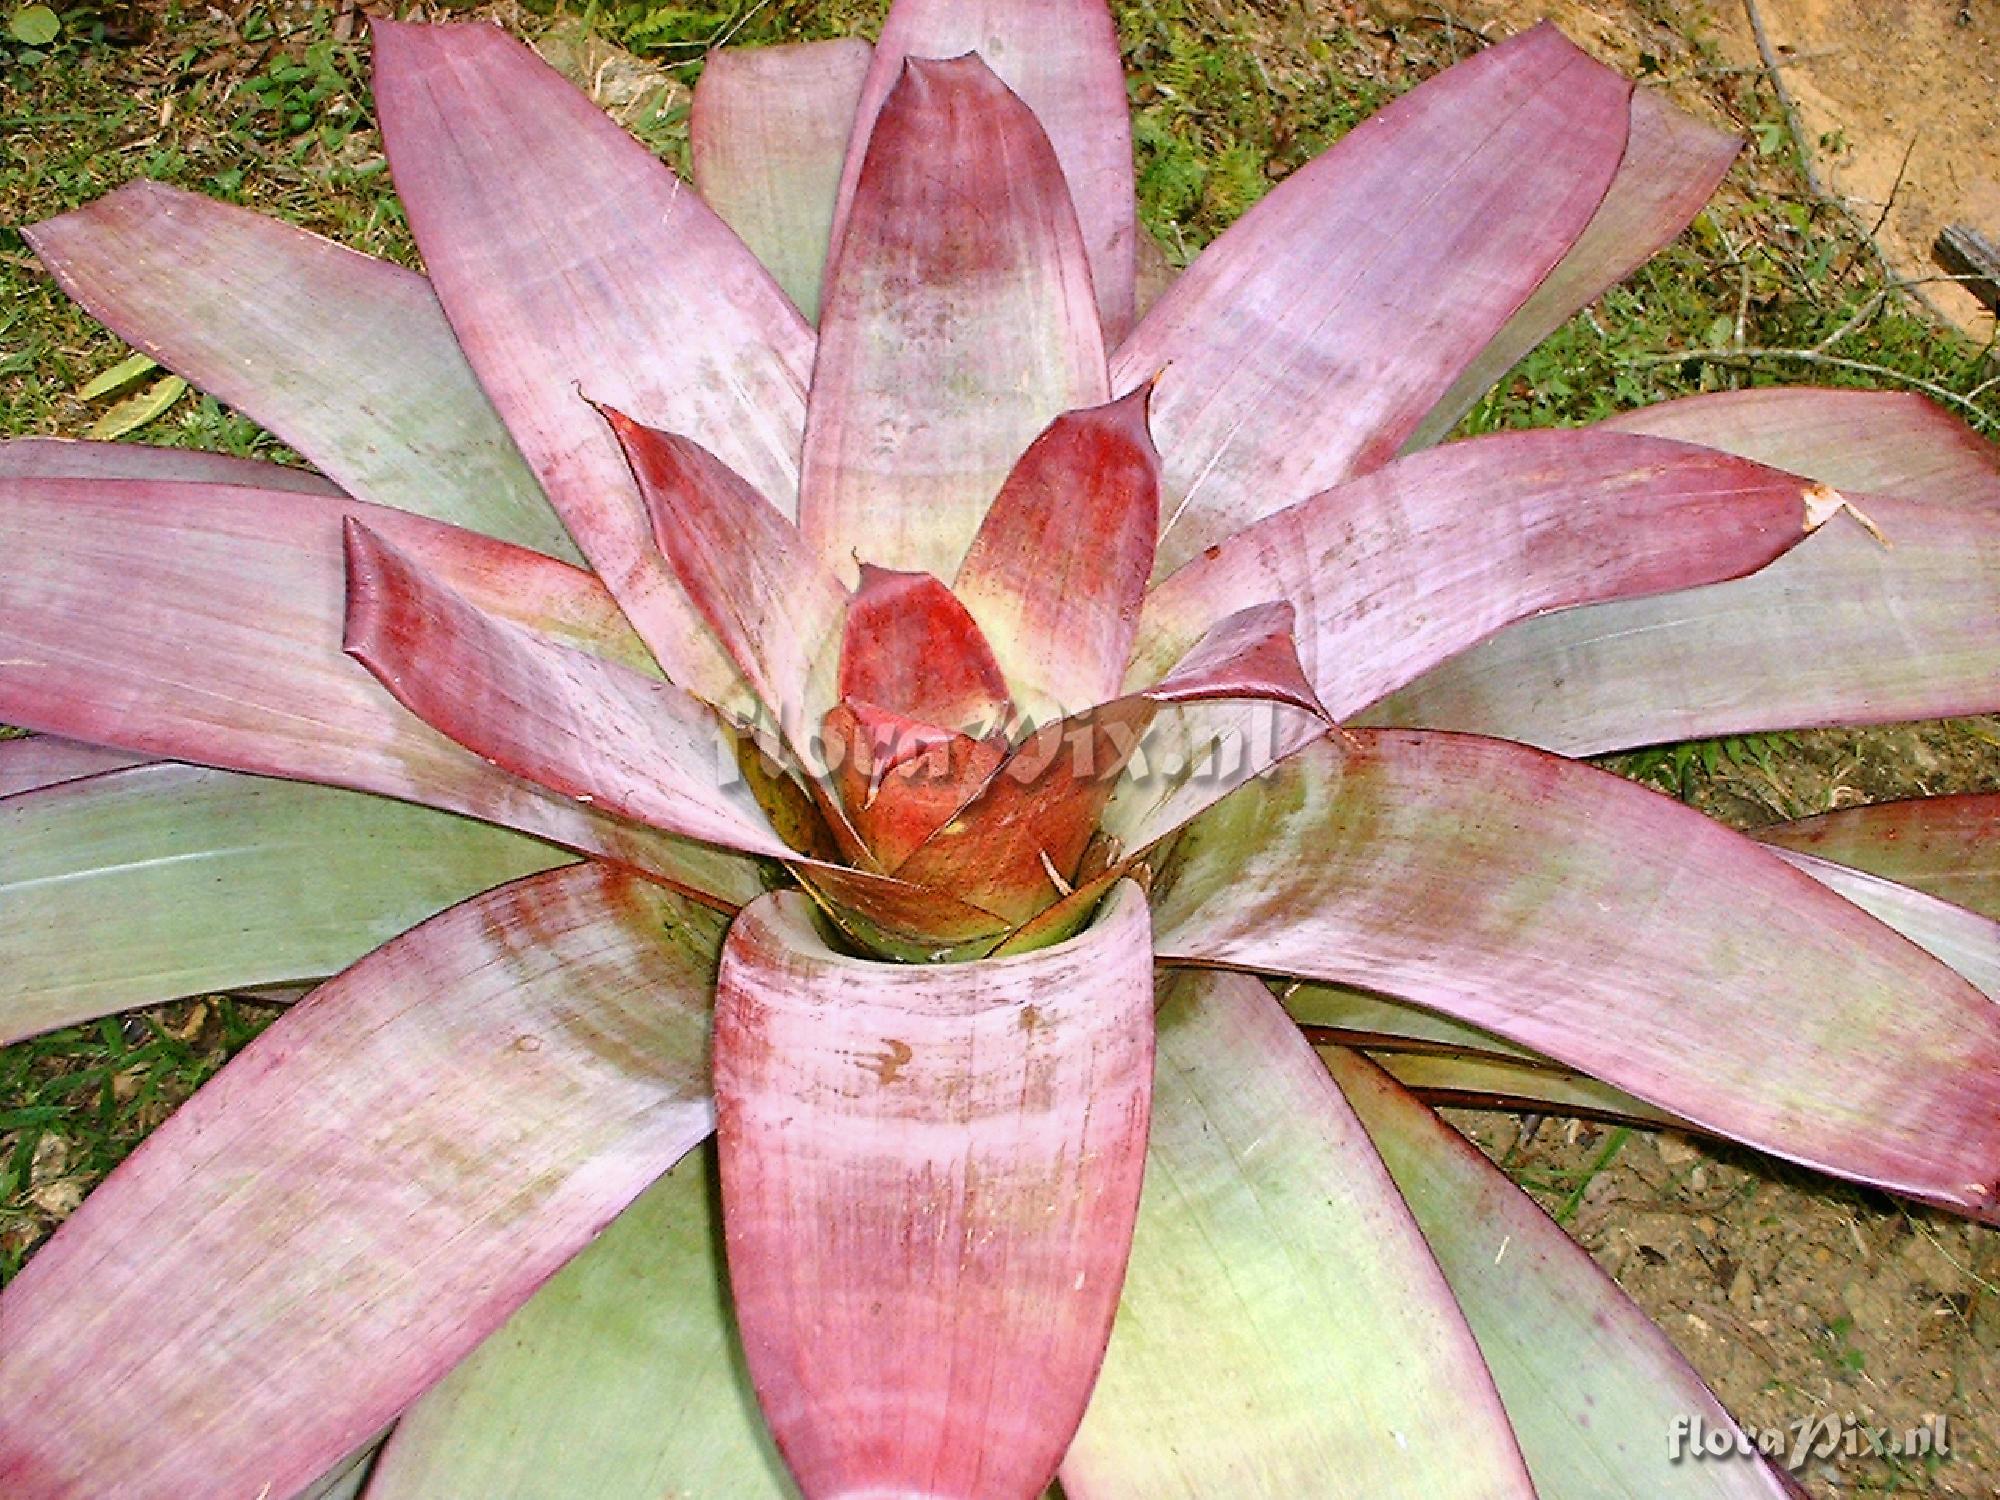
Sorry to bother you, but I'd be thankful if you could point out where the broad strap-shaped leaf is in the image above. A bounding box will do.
[343,520,790,860]
[839,566,1012,735]
[801,52,1109,581]
[0,477,760,906]
[1316,834,2000,1128]
[0,734,151,797]
[955,387,1159,720]
[1291,839,2000,1081]
[1405,90,1740,449]
[1151,732,2000,1221]
[1369,494,2000,751]
[1602,387,2000,504]
[1363,389,2000,747]
[691,37,873,324]
[834,0,1137,341]
[1061,969,1533,1499]
[1135,429,1828,717]
[24,183,574,558]
[604,406,848,737]
[0,435,339,494]
[1754,794,2000,921]
[0,864,725,1500]
[368,1145,793,1500]
[1116,24,1631,575]
[372,19,812,704]
[1765,846,2000,1000]
[1325,1047,1803,1499]
[0,762,569,1044]
[714,883,1154,1498]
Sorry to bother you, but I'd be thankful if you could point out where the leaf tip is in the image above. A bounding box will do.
[1803,483,1890,547]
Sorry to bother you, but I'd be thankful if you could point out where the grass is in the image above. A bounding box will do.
[4,11,2000,1483]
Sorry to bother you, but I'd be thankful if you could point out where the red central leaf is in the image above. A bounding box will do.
[838,564,1013,735]
[893,698,1155,924]
[823,699,1006,871]
[955,386,1160,719]
[894,603,1324,924]
[602,404,849,738]
[714,882,1155,1499]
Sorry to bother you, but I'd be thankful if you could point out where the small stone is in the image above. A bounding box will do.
[27,1177,84,1218]
[1729,1263,1757,1312]
[1655,1130,1701,1168]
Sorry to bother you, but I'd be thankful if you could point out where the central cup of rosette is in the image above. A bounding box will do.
[713,881,1157,1500]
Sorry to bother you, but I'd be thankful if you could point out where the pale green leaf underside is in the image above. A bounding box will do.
[26,182,581,562]
[1061,969,1532,1499]
[1330,1049,1797,1499]
[368,1144,795,1500]
[0,762,569,1044]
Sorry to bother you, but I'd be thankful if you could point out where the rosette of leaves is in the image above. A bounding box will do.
[4,5,2000,1498]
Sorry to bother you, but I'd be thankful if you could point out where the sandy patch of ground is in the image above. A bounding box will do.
[1374,0,2000,339]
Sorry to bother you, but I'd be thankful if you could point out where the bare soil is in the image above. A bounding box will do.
[1382,0,2000,340]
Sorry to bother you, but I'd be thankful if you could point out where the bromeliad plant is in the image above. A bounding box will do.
[5,4,2000,1496]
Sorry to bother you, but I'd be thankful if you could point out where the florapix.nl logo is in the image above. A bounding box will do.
[1669,1412,1951,1472]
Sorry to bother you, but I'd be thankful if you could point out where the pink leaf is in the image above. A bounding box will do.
[714,882,1154,1498]
[1368,492,2000,752]
[373,19,813,705]
[602,405,849,738]
[1142,600,1322,716]
[23,183,571,557]
[1116,24,1633,574]
[0,736,154,799]
[0,477,761,908]
[1153,731,2000,1221]
[802,52,1108,581]
[831,0,1137,341]
[954,386,1159,719]
[342,520,794,860]
[1138,429,1827,719]
[1406,89,1741,449]
[1754,794,2000,922]
[1602,386,2000,505]
[0,863,725,1500]
[0,436,339,494]
[692,37,875,322]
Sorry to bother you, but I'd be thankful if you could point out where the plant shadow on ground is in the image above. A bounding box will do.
[2,0,1997,1493]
